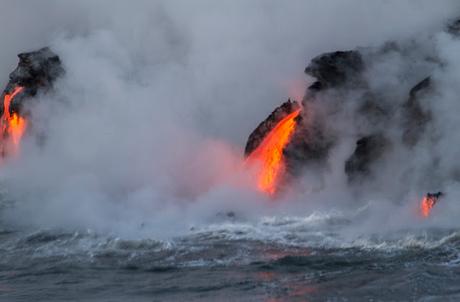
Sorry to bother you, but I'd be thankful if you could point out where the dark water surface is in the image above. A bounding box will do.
[1,215,460,301]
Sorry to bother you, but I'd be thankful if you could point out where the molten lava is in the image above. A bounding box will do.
[420,192,442,218]
[247,109,301,195]
[1,86,26,156]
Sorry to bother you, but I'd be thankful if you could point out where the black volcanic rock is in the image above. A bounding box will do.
[402,77,432,147]
[245,51,365,183]
[2,47,63,116]
[427,191,443,200]
[305,51,364,89]
[7,47,63,92]
[307,81,323,92]
[284,113,333,176]
[345,134,389,182]
[447,19,460,35]
[244,99,300,156]
[245,20,452,192]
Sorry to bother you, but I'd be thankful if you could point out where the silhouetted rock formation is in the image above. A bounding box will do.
[2,47,63,116]
[345,134,389,182]
[244,99,300,156]
[402,77,432,147]
[305,51,364,91]
[284,112,333,176]
[244,17,460,192]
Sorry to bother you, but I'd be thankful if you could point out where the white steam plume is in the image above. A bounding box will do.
[0,1,460,238]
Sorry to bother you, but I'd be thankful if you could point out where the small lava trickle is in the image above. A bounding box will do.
[1,86,26,156]
[420,192,442,218]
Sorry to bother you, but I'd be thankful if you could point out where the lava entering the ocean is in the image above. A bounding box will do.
[421,192,443,218]
[1,86,26,156]
[247,108,301,195]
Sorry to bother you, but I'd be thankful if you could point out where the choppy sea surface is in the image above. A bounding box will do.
[1,204,460,302]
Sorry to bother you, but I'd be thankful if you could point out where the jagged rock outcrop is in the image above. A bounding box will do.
[281,51,365,175]
[0,47,63,157]
[344,77,433,182]
[244,99,300,156]
[245,51,365,183]
[244,17,460,191]
[345,134,390,182]
[2,47,63,116]
[305,50,364,91]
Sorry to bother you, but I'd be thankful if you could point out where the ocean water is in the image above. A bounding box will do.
[1,207,459,302]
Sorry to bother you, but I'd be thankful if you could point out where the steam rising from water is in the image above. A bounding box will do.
[1,1,460,239]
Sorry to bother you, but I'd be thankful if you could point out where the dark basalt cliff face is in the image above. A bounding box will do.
[244,51,364,183]
[245,19,460,188]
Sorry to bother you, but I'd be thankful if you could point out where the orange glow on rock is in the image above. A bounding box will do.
[247,109,301,195]
[420,194,439,218]
[1,86,26,155]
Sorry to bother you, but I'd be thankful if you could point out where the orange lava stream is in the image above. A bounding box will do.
[1,86,26,155]
[247,109,301,195]
[420,195,436,218]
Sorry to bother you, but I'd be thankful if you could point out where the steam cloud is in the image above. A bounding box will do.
[1,0,460,238]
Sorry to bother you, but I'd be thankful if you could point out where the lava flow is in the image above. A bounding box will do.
[420,192,442,218]
[247,109,301,195]
[1,86,26,156]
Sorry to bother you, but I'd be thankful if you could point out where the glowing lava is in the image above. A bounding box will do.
[420,192,442,218]
[247,109,301,195]
[1,86,26,156]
